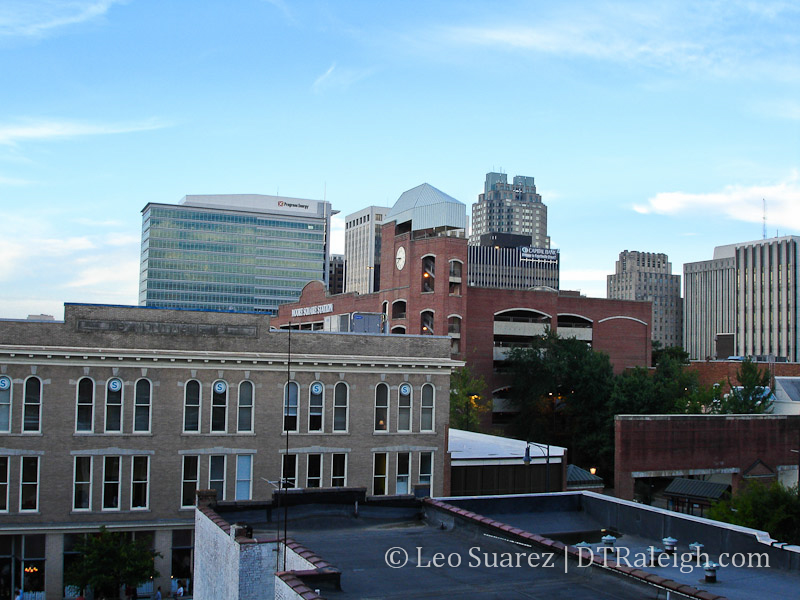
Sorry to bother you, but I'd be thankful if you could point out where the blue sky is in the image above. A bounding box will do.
[1,0,798,319]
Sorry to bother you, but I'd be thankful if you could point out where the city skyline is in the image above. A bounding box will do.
[1,1,798,319]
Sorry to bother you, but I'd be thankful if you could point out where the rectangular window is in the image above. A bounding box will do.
[282,454,296,489]
[332,453,346,487]
[419,452,433,491]
[134,380,151,433]
[307,454,322,488]
[235,455,252,500]
[73,456,92,511]
[209,455,225,500]
[20,456,39,511]
[237,381,254,433]
[181,456,199,508]
[131,456,149,510]
[0,376,10,432]
[23,378,41,433]
[105,378,123,433]
[0,456,8,511]
[396,452,410,495]
[184,380,201,433]
[421,385,434,431]
[373,453,387,496]
[103,456,121,510]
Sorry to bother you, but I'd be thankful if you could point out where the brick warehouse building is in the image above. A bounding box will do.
[0,304,457,599]
[273,183,652,422]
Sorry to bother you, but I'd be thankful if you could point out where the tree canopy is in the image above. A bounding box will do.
[708,481,800,544]
[64,527,161,598]
[449,366,488,432]
[712,358,773,414]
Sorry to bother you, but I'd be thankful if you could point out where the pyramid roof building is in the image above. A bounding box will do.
[385,183,467,232]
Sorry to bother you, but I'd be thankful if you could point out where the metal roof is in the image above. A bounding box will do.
[566,464,604,487]
[663,477,729,501]
[448,428,565,461]
[385,183,467,231]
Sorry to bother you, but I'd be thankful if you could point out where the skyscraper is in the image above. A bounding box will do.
[469,172,549,248]
[344,206,390,294]
[139,194,334,314]
[607,251,682,348]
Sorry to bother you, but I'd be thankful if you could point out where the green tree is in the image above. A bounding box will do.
[449,366,488,432]
[65,527,161,598]
[708,481,800,544]
[713,358,773,414]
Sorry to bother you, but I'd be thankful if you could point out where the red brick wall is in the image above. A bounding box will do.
[614,414,800,499]
[688,360,800,392]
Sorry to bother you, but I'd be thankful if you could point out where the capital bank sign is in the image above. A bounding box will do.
[520,247,559,263]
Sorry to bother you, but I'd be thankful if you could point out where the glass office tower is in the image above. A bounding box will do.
[139,194,333,314]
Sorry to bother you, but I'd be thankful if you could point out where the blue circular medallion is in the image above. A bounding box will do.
[108,378,122,392]
[214,381,227,394]
[311,382,323,395]
[0,376,9,391]
[400,383,411,396]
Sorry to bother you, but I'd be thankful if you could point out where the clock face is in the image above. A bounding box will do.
[395,246,406,270]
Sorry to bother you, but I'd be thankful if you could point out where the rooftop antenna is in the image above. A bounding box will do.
[763,198,766,240]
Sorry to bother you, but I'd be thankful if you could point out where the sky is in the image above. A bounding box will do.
[1,0,798,320]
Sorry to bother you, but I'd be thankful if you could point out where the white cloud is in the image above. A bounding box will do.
[64,260,139,290]
[312,62,375,94]
[0,118,168,146]
[633,172,800,230]
[0,174,31,185]
[330,213,345,255]
[0,0,125,37]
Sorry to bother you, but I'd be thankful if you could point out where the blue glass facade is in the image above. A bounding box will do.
[139,196,331,314]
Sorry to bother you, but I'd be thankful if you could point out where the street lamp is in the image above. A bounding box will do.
[523,441,551,493]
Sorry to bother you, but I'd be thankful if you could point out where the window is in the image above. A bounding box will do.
[308,382,324,431]
[374,383,388,431]
[134,379,151,433]
[449,260,462,278]
[421,384,434,431]
[284,382,298,432]
[420,310,434,335]
[398,383,412,432]
[235,455,252,500]
[396,452,410,495]
[131,456,149,509]
[421,256,435,292]
[307,454,322,488]
[332,453,347,487]
[333,383,348,432]
[392,300,407,320]
[73,456,92,511]
[237,381,254,433]
[181,456,199,508]
[20,456,39,511]
[103,456,121,510]
[0,376,9,433]
[282,454,296,488]
[105,378,123,433]
[209,455,226,500]
[373,453,387,496]
[448,316,461,335]
[211,380,228,433]
[76,377,94,432]
[0,456,8,511]
[184,380,201,433]
[22,377,42,433]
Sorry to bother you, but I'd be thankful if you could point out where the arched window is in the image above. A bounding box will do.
[134,379,151,433]
[23,377,42,433]
[105,378,123,433]
[398,382,412,432]
[211,380,228,433]
[184,380,201,433]
[421,256,435,292]
[333,382,348,432]
[392,300,407,320]
[0,376,10,433]
[448,316,462,335]
[420,310,435,335]
[421,384,434,431]
[238,381,254,433]
[391,326,406,335]
[284,382,299,432]
[374,383,389,431]
[76,378,94,432]
[308,382,324,432]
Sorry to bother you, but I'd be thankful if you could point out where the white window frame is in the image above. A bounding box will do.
[281,454,297,489]
[398,383,412,432]
[73,456,92,511]
[283,382,299,432]
[210,380,228,434]
[104,378,123,433]
[183,380,202,433]
[19,455,39,512]
[421,384,435,432]
[237,381,254,433]
[419,451,433,492]
[181,455,199,509]
[374,383,389,432]
[0,376,11,433]
[396,452,410,495]
[235,455,253,500]
[133,378,152,434]
[306,454,322,488]
[209,455,226,500]
[308,382,324,432]
[331,453,347,487]
[23,376,42,434]
[75,377,95,433]
[130,455,150,510]
[333,382,349,432]
[102,455,121,511]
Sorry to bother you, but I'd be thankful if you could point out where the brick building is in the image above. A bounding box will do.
[274,183,652,423]
[0,303,456,599]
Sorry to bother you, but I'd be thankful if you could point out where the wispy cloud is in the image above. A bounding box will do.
[0,118,168,146]
[633,171,800,230]
[0,0,125,37]
[261,0,294,23]
[312,62,375,94]
[0,174,31,185]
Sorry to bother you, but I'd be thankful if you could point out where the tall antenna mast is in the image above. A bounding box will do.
[763,198,767,240]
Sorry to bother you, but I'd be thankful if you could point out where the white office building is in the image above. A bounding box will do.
[344,206,390,294]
